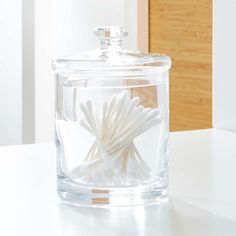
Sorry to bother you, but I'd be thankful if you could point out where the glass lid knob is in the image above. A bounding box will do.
[94,26,128,49]
[94,26,128,38]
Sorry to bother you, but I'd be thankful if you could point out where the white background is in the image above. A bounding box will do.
[0,0,22,145]
[55,0,138,58]
[213,0,236,131]
[0,0,137,146]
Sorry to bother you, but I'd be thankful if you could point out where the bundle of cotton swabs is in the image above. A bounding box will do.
[73,91,161,186]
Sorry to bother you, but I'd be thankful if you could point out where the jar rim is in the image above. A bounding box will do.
[52,65,171,77]
[52,54,171,73]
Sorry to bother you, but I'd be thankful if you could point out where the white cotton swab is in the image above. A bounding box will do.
[76,91,161,185]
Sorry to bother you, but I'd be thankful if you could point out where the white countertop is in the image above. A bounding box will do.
[0,129,236,236]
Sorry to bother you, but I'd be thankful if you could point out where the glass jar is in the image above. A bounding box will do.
[52,26,171,207]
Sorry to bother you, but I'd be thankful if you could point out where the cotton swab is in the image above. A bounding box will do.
[74,91,161,186]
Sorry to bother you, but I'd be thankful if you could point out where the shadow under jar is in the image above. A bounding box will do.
[52,26,171,207]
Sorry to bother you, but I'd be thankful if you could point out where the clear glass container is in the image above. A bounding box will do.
[52,26,171,207]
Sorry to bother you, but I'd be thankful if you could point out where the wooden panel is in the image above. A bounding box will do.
[149,0,212,131]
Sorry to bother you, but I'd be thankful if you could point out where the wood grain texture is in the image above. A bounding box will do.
[149,0,212,131]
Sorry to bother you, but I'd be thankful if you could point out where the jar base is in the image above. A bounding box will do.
[57,178,168,208]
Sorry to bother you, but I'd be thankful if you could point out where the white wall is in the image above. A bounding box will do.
[213,0,236,131]
[124,0,138,50]
[0,0,22,145]
[34,0,55,143]
[21,0,138,144]
[55,0,137,57]
[22,0,35,144]
[29,0,137,144]
[0,0,139,145]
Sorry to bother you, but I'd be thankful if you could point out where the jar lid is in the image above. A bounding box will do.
[52,26,171,72]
